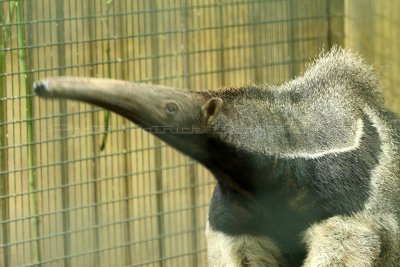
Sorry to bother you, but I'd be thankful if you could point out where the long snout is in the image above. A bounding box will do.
[33,76,180,125]
[33,77,136,99]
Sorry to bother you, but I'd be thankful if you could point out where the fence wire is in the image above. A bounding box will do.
[1,0,343,266]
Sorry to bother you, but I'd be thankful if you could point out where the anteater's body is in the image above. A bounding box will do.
[34,48,400,266]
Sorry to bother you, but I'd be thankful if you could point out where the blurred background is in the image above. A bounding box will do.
[0,0,399,266]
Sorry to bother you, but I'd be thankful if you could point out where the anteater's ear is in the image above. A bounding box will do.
[202,97,223,125]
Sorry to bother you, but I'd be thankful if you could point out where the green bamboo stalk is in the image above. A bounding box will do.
[0,3,16,267]
[114,0,133,264]
[252,1,262,83]
[54,1,70,266]
[88,1,101,265]
[218,0,226,86]
[99,0,115,151]
[288,0,300,78]
[15,0,41,264]
[150,1,166,266]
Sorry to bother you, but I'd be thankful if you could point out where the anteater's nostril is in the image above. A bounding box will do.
[33,81,50,96]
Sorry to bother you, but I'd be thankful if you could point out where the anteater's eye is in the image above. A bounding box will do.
[165,102,179,115]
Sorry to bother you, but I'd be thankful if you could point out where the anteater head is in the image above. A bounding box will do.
[33,77,226,163]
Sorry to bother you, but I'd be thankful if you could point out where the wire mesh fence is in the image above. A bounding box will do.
[345,0,400,114]
[1,0,343,266]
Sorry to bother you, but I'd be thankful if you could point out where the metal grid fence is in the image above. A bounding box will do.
[345,0,400,114]
[0,1,343,266]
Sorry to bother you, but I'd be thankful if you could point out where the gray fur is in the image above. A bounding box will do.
[208,48,382,157]
[206,222,284,267]
[34,47,400,266]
